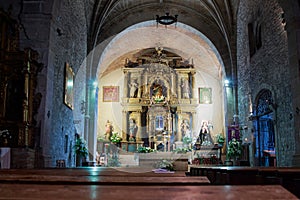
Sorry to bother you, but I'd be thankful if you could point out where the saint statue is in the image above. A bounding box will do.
[198,120,213,146]
[129,118,138,141]
[129,79,138,98]
[105,120,113,140]
[181,78,190,99]
[180,119,190,137]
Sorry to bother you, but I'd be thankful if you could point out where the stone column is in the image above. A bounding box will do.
[177,113,183,141]
[137,75,142,98]
[122,110,128,142]
[167,112,172,151]
[191,72,196,99]
[143,70,148,98]
[177,75,182,99]
[171,71,176,96]
[23,52,30,147]
[136,111,142,142]
[85,82,98,162]
[123,71,129,98]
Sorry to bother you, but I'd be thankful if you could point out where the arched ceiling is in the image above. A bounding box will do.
[97,22,224,81]
[89,0,239,80]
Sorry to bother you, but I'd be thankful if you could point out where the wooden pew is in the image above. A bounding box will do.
[0,167,210,185]
[0,184,297,199]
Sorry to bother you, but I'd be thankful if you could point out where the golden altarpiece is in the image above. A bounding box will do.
[121,47,197,151]
[0,8,42,168]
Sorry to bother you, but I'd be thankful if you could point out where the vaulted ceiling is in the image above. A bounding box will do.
[88,0,240,81]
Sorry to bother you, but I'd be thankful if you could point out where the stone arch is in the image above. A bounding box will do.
[253,89,277,166]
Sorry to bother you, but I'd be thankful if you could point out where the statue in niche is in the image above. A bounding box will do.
[180,119,190,138]
[181,78,190,99]
[129,118,138,141]
[129,79,139,98]
[151,81,166,103]
[198,120,213,146]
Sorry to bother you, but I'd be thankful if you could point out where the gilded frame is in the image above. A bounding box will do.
[64,62,74,109]
[199,87,212,104]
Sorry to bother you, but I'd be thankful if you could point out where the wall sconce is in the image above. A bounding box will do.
[156,13,178,27]
[80,100,86,114]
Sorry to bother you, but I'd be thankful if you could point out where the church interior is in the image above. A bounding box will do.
[1,0,300,199]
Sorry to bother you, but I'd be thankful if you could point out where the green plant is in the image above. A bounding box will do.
[110,132,122,143]
[182,136,192,145]
[173,147,191,154]
[137,146,156,153]
[74,137,88,159]
[227,138,242,159]
[155,159,174,171]
[216,134,225,144]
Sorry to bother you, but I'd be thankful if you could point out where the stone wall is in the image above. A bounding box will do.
[237,0,295,166]
[45,0,89,167]
[2,0,92,167]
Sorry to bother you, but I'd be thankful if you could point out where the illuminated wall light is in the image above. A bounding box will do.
[67,80,73,87]
[93,81,98,88]
[224,79,230,87]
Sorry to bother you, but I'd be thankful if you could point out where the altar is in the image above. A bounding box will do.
[120,47,198,151]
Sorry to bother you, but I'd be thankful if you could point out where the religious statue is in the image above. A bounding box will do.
[151,82,165,103]
[180,119,190,138]
[104,120,113,140]
[181,78,190,99]
[129,79,138,98]
[129,118,138,141]
[198,120,213,146]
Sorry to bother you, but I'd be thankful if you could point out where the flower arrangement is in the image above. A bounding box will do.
[182,136,192,146]
[227,138,242,159]
[137,146,156,153]
[110,132,122,143]
[155,159,174,171]
[216,133,225,144]
[74,137,89,159]
[154,95,165,102]
[173,147,191,154]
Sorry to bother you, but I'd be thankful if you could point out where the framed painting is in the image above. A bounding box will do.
[64,62,74,109]
[199,87,212,104]
[103,86,119,102]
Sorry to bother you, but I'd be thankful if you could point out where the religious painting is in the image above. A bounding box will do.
[64,62,74,109]
[103,86,119,102]
[199,87,212,104]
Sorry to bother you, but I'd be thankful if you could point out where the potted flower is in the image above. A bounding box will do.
[110,132,122,148]
[216,133,225,147]
[155,159,174,171]
[226,138,242,165]
[74,136,89,166]
[137,146,156,153]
